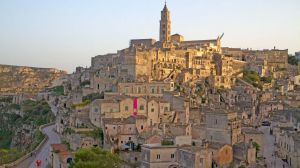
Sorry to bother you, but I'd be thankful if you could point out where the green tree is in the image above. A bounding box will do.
[288,55,298,65]
[69,147,121,168]
[252,141,260,158]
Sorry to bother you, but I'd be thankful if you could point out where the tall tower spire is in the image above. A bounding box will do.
[159,1,171,43]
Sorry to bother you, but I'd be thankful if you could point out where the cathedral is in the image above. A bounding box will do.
[92,3,239,88]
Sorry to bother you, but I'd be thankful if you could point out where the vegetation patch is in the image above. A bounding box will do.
[82,92,104,102]
[69,147,121,168]
[243,71,273,90]
[50,85,64,95]
[0,100,54,164]
[0,148,23,165]
[72,100,91,108]
[80,80,91,87]
[0,97,13,103]
[161,140,174,146]
[288,55,298,65]
[0,130,13,149]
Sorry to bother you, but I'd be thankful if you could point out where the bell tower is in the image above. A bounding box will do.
[159,1,171,43]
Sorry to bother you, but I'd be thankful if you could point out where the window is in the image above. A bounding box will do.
[125,106,129,111]
[215,119,218,124]
[164,107,168,111]
[151,108,154,112]
[140,105,144,110]
[121,141,123,144]
[138,87,141,93]
[110,108,113,113]
[129,137,131,140]
[113,127,115,130]
[156,154,160,160]
[171,154,175,159]
[141,125,144,130]
[151,88,155,93]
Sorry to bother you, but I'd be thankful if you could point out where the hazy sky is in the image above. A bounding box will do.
[1,0,299,72]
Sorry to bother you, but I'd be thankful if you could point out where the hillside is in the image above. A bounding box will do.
[0,64,66,93]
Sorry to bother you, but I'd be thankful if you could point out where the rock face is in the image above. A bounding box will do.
[0,64,67,93]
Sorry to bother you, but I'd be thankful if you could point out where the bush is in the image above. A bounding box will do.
[161,140,174,146]
[0,97,13,103]
[288,55,298,65]
[0,130,13,149]
[261,76,272,83]
[72,100,91,108]
[69,147,121,168]
[80,80,91,87]
[88,128,104,141]
[51,85,64,95]
[0,148,23,165]
[252,141,260,158]
[243,71,260,82]
[8,104,21,110]
[82,92,104,102]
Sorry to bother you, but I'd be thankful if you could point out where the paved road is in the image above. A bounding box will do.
[16,124,61,168]
[259,126,290,168]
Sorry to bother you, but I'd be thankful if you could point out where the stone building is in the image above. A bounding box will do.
[177,145,212,168]
[205,107,242,145]
[102,116,139,151]
[118,81,174,97]
[232,142,257,166]
[87,3,238,89]
[222,47,288,77]
[276,131,300,168]
[209,143,233,168]
[89,96,173,127]
[241,127,264,156]
[141,144,178,168]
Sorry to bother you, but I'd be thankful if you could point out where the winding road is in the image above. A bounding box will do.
[15,104,61,168]
[15,124,61,168]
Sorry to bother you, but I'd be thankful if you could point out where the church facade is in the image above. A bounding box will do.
[91,3,237,89]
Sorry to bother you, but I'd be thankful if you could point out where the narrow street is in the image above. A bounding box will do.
[259,126,290,168]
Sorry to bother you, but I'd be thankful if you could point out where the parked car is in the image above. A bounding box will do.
[261,121,271,126]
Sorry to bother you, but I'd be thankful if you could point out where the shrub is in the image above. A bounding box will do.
[51,85,64,95]
[82,92,104,102]
[161,140,174,146]
[69,147,121,168]
[80,80,91,87]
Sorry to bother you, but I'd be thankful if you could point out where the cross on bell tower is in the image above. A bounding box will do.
[159,0,171,43]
